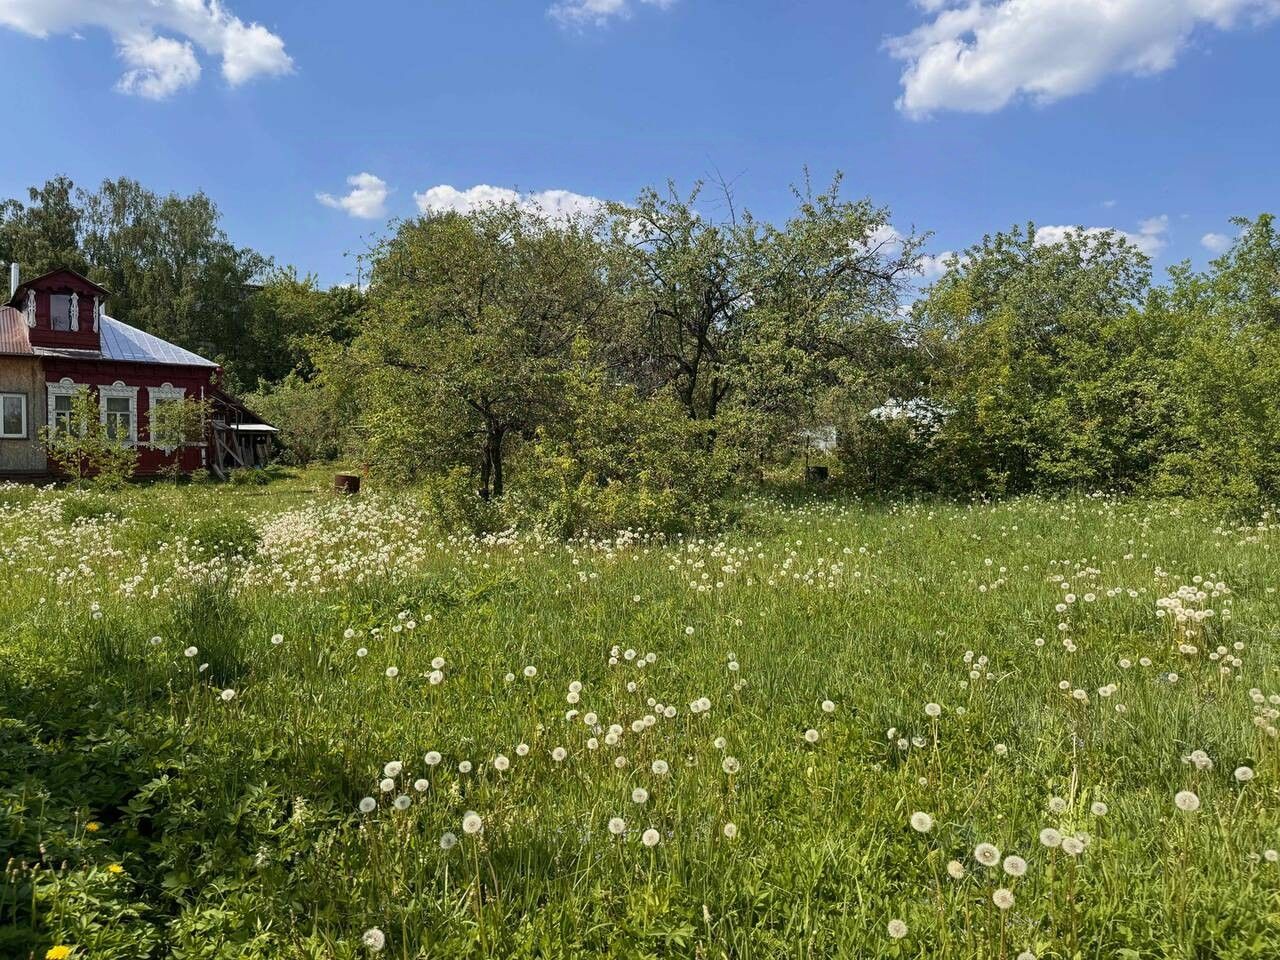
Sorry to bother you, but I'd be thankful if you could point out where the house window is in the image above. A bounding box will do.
[48,379,83,435]
[0,393,26,438]
[104,397,132,440]
[49,294,75,332]
[99,382,139,445]
[148,384,187,452]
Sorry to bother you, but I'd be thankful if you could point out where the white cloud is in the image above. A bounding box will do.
[1201,231,1233,253]
[1036,214,1169,257]
[115,34,200,100]
[860,224,954,281]
[0,0,293,98]
[317,173,390,220]
[888,0,1280,117]
[550,0,677,27]
[414,184,606,220]
[918,251,956,280]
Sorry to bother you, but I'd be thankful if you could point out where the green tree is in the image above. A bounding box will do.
[606,174,923,470]
[355,202,609,496]
[915,223,1158,493]
[0,176,88,278]
[1154,215,1280,507]
[40,389,138,488]
[77,178,271,387]
[148,396,212,483]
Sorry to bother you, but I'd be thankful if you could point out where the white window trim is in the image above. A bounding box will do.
[0,392,27,439]
[24,290,35,328]
[148,383,186,452]
[47,378,84,434]
[99,381,139,446]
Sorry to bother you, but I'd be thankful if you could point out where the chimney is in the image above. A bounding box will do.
[8,263,17,299]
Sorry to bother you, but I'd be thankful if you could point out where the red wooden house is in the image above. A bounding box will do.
[0,265,275,479]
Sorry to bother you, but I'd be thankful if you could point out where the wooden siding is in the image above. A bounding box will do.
[0,355,47,474]
[40,357,215,475]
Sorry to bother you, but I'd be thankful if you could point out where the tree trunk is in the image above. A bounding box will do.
[478,421,507,500]
[490,425,506,498]
[479,443,493,500]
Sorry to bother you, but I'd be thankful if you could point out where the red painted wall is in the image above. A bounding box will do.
[42,358,217,475]
[25,273,105,353]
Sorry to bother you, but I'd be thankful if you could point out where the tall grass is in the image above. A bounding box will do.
[1,482,1277,958]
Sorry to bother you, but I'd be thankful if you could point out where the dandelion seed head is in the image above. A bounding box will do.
[974,842,1000,867]
[909,812,933,833]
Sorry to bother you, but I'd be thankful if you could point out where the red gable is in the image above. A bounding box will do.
[9,268,110,354]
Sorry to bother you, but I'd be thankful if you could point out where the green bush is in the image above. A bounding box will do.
[183,512,261,561]
[228,467,272,486]
[61,493,123,525]
[421,467,506,536]
[507,368,730,537]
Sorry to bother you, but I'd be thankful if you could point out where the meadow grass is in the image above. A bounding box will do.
[1,477,1278,958]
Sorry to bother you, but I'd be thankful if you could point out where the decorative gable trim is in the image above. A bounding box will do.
[69,292,79,332]
[24,290,35,328]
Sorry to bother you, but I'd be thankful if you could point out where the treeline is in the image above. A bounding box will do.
[0,176,360,391]
[6,173,1278,525]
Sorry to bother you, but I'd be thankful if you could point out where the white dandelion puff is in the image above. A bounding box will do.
[909,812,934,833]
[974,843,1000,867]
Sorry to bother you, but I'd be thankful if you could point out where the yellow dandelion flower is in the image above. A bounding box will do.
[46,946,74,960]
[106,864,124,875]
[84,822,101,833]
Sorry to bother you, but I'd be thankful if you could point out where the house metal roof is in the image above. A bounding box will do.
[0,307,33,355]
[0,307,216,368]
[100,315,217,368]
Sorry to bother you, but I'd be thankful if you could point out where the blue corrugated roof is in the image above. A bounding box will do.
[99,315,217,368]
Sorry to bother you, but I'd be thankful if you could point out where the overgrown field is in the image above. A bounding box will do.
[2,479,1278,959]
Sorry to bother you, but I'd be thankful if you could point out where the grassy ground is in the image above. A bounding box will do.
[1,476,1278,958]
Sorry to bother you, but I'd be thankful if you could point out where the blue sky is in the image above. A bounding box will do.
[3,0,1278,286]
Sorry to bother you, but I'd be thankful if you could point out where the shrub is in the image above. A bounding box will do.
[183,512,261,561]
[507,368,730,537]
[228,467,272,486]
[61,493,123,525]
[422,467,505,536]
[40,389,138,489]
